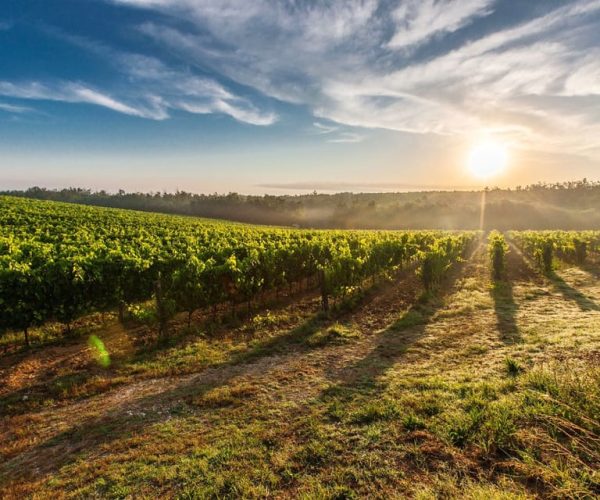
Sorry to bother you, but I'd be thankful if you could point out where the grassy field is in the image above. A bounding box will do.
[1,243,599,498]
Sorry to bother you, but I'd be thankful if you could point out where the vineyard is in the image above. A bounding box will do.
[0,196,476,346]
[1,197,599,498]
[510,230,600,272]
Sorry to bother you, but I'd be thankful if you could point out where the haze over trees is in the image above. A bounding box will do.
[5,180,600,230]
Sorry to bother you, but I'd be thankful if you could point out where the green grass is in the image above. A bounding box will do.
[2,250,600,498]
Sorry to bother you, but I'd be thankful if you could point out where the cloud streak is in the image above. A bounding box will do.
[388,0,494,49]
[0,68,277,125]
[0,102,33,113]
[0,25,278,125]
[116,53,278,125]
[0,81,166,119]
[106,0,600,160]
[312,121,364,143]
[5,0,596,160]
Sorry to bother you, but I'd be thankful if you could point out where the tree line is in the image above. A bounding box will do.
[3,179,600,230]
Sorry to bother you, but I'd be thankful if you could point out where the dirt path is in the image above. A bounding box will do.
[2,243,599,497]
[0,249,472,482]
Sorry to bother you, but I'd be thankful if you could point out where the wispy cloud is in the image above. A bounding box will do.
[0,102,33,113]
[313,121,339,134]
[119,54,278,125]
[388,0,495,49]
[327,132,365,144]
[2,25,278,125]
[0,81,166,119]
[54,0,600,157]
[312,121,364,143]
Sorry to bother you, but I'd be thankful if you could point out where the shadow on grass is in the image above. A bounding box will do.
[578,262,600,278]
[0,315,324,483]
[0,371,95,417]
[318,247,475,412]
[337,296,439,390]
[0,268,418,484]
[509,241,600,313]
[491,280,519,343]
[109,264,419,384]
[548,271,600,312]
[493,242,559,344]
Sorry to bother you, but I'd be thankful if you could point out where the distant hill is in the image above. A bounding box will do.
[3,180,600,230]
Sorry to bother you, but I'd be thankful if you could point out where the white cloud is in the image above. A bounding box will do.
[115,53,278,125]
[388,0,495,49]
[0,102,33,113]
[0,81,167,119]
[313,122,339,134]
[312,121,365,143]
[327,132,365,144]
[563,51,600,96]
[113,0,378,46]
[98,0,600,157]
[0,51,277,125]
[2,22,278,125]
[70,86,165,118]
[178,99,277,126]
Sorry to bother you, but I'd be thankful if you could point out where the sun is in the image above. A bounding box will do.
[468,141,508,179]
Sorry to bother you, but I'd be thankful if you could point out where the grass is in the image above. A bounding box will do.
[1,248,600,497]
[304,323,360,347]
[505,357,523,376]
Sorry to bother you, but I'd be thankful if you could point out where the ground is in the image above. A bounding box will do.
[1,244,599,498]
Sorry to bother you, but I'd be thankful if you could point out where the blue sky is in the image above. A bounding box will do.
[1,0,599,193]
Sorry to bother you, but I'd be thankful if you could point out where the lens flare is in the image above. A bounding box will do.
[88,334,111,367]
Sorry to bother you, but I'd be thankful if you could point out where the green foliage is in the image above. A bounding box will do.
[0,196,477,341]
[419,234,475,291]
[573,238,587,264]
[127,304,157,325]
[487,231,508,280]
[509,230,600,273]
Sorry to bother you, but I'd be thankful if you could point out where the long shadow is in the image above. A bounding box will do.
[0,291,324,418]
[318,246,476,409]
[125,267,409,372]
[0,371,100,418]
[331,297,440,391]
[508,242,600,313]
[578,261,600,279]
[0,266,420,483]
[0,311,325,482]
[491,246,524,344]
[1,264,416,420]
[121,265,418,375]
[548,271,600,312]
[491,279,519,343]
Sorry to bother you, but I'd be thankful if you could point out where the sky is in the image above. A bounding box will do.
[0,0,599,194]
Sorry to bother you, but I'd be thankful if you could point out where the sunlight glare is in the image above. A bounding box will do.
[468,141,508,179]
